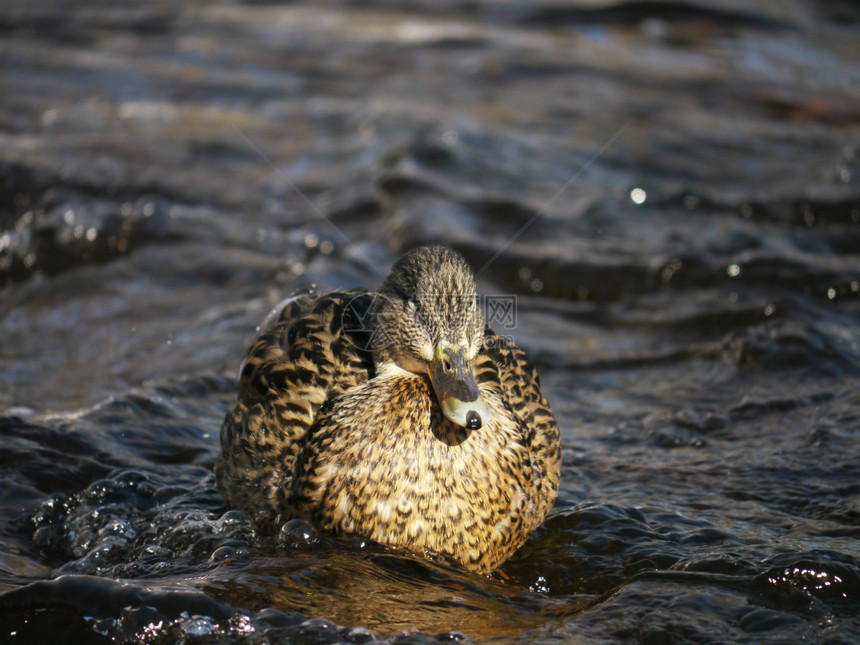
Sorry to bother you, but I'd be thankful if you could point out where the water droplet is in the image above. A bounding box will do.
[662,258,682,282]
[530,574,551,594]
[529,278,543,292]
[630,187,647,205]
[441,129,459,147]
[827,288,836,300]
[727,264,741,277]
[518,266,531,281]
[304,233,319,248]
[319,239,334,254]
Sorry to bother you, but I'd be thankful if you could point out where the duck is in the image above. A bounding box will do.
[216,245,560,573]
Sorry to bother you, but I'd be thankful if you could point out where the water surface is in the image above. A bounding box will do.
[1,0,859,642]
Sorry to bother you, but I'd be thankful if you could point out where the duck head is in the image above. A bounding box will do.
[371,245,491,431]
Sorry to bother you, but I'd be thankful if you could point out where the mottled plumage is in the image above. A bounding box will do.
[216,245,560,573]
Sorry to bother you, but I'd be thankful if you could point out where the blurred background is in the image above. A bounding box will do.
[1,0,859,643]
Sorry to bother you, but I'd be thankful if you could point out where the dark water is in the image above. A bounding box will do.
[2,0,860,642]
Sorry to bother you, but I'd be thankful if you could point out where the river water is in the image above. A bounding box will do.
[1,0,859,642]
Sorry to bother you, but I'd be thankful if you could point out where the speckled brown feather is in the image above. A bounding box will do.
[216,290,375,524]
[216,250,560,572]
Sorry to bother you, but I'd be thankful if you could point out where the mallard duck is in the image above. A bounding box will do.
[216,245,560,573]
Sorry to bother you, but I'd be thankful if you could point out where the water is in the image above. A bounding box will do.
[1,0,859,642]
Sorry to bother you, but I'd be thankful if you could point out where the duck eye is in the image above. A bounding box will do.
[442,358,454,373]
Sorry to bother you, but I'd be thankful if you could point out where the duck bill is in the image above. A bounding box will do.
[429,344,491,430]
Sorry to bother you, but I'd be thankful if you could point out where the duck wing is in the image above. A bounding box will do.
[477,329,561,526]
[216,289,375,524]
